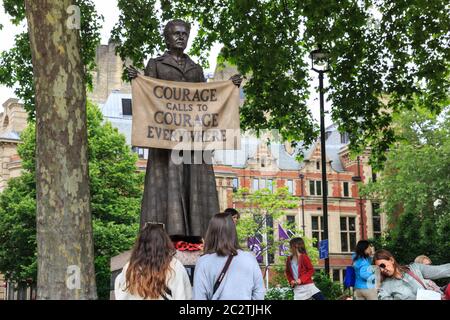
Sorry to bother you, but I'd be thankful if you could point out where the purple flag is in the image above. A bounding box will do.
[278,224,290,240]
[247,236,263,263]
[278,224,291,256]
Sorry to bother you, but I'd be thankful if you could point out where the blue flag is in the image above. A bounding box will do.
[319,239,329,259]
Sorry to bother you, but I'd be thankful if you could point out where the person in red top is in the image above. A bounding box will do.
[285,237,326,300]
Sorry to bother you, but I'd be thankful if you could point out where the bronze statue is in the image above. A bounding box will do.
[128,20,242,239]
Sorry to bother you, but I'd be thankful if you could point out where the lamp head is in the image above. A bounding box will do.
[310,46,330,73]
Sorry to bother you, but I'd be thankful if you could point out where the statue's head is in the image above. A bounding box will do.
[164,19,191,51]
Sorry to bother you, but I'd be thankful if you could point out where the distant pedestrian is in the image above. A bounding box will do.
[285,237,326,300]
[224,208,240,224]
[352,240,377,300]
[193,213,265,300]
[414,255,446,298]
[374,249,450,300]
[414,255,432,265]
[114,222,192,300]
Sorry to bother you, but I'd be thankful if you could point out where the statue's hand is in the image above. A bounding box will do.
[126,65,140,81]
[229,74,243,88]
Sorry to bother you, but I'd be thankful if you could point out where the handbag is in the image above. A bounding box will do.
[406,269,442,300]
[211,255,235,298]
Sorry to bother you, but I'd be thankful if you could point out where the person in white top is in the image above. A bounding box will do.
[114,222,192,300]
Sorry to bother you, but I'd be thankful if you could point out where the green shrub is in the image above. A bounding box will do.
[313,271,344,300]
[265,286,294,300]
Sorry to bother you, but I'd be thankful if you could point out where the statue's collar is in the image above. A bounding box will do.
[159,51,197,74]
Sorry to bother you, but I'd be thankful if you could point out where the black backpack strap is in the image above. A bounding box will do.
[161,286,172,300]
[213,255,235,296]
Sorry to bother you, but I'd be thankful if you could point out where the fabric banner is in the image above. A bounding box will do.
[278,224,291,256]
[247,236,263,263]
[131,74,241,150]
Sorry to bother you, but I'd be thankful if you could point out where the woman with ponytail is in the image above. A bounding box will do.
[285,237,326,300]
[114,222,192,300]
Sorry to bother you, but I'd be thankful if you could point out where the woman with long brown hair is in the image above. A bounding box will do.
[373,249,450,300]
[193,213,265,300]
[114,223,192,300]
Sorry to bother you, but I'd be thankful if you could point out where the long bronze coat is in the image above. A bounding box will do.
[140,52,219,238]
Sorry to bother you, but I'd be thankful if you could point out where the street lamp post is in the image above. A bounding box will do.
[310,46,330,276]
[352,156,366,240]
[299,174,306,235]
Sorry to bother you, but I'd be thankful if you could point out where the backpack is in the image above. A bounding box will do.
[344,266,356,289]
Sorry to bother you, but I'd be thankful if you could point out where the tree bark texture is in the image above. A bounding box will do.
[25,0,97,299]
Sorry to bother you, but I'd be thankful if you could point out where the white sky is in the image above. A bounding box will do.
[0,0,330,125]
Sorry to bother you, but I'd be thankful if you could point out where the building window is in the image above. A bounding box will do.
[252,178,274,192]
[132,146,145,159]
[343,182,350,197]
[309,180,322,196]
[260,179,266,189]
[252,178,259,191]
[316,161,320,170]
[340,217,357,253]
[286,215,296,237]
[286,180,293,194]
[340,132,349,144]
[253,214,274,264]
[332,269,342,283]
[3,116,9,128]
[311,216,324,248]
[232,178,239,193]
[372,203,382,239]
[122,98,132,116]
[267,179,273,193]
[287,215,296,225]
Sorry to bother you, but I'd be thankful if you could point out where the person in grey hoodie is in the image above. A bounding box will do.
[352,240,377,300]
[193,213,266,300]
[373,249,450,300]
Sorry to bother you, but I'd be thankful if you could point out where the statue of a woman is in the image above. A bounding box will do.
[128,20,242,239]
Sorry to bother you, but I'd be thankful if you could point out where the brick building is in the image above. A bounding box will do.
[0,98,27,192]
[213,130,383,282]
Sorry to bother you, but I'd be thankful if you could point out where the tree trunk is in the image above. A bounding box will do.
[25,0,97,299]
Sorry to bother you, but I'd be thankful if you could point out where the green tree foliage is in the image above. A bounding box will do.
[0,0,103,120]
[361,106,450,265]
[111,0,449,169]
[0,103,144,299]
[2,1,448,164]
[0,172,36,283]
